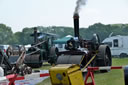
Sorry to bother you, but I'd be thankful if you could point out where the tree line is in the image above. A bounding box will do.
[0,23,128,45]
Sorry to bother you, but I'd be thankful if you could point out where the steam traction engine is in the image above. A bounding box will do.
[24,28,58,68]
[56,14,112,70]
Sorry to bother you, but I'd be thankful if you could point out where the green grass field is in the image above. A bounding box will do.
[37,58,128,85]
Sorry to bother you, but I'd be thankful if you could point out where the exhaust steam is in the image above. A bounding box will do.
[74,0,87,14]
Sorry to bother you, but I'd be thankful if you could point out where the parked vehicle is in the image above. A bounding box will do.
[102,35,128,57]
[0,45,9,53]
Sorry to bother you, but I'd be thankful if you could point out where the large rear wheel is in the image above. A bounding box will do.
[96,45,112,72]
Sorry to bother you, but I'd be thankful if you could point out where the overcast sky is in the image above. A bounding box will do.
[0,0,128,33]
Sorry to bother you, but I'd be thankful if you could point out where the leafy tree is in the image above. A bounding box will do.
[1,23,128,45]
[0,24,13,44]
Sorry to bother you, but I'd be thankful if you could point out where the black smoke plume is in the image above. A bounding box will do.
[74,0,87,14]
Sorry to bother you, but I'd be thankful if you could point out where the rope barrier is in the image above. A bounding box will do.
[84,66,128,85]
[0,73,49,85]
